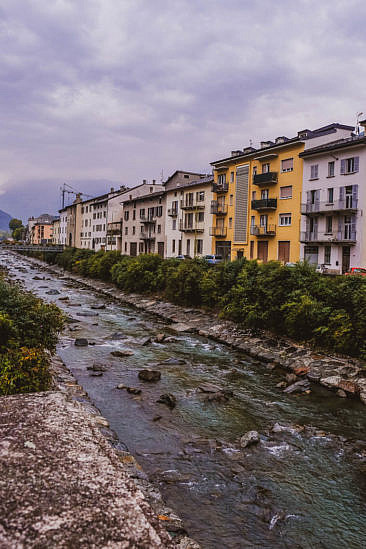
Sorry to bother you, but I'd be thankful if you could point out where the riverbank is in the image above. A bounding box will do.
[0,352,199,548]
[14,252,366,406]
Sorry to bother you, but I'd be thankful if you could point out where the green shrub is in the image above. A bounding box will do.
[0,347,51,395]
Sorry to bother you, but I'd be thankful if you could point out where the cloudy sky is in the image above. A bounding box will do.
[0,0,365,220]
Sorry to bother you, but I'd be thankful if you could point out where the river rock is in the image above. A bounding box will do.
[240,431,260,448]
[91,304,106,310]
[110,349,134,357]
[87,363,108,372]
[169,323,196,333]
[157,393,176,409]
[320,375,342,390]
[76,311,99,317]
[161,357,186,365]
[163,337,177,343]
[286,373,298,384]
[89,371,103,377]
[126,387,142,395]
[74,338,88,347]
[138,369,161,382]
[155,333,166,343]
[197,383,223,393]
[307,370,321,382]
[337,389,347,398]
[32,275,43,280]
[204,390,233,403]
[108,332,128,340]
[283,379,310,394]
[58,296,69,301]
[46,289,60,295]
[140,337,152,346]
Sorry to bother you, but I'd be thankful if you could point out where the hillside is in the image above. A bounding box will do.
[0,209,12,232]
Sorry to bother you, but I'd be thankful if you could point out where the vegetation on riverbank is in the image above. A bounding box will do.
[0,272,64,395]
[22,248,366,359]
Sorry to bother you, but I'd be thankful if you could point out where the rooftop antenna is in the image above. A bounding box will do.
[356,111,364,135]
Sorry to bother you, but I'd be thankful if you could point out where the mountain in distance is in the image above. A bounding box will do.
[0,209,12,232]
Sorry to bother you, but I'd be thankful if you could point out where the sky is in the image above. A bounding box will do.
[0,0,365,221]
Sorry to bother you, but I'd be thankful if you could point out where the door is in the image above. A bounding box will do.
[342,246,350,273]
[257,241,268,262]
[304,245,318,265]
[130,242,137,256]
[278,241,290,264]
[157,242,164,257]
[250,240,254,259]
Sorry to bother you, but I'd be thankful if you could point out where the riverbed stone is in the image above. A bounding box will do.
[240,431,260,448]
[197,383,222,393]
[337,389,347,398]
[157,393,176,409]
[320,375,342,390]
[91,304,106,310]
[138,370,161,382]
[76,311,99,317]
[45,289,60,295]
[74,338,88,347]
[169,323,196,333]
[110,350,134,357]
[155,333,166,343]
[283,379,310,394]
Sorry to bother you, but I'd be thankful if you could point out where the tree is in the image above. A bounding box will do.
[9,219,22,231]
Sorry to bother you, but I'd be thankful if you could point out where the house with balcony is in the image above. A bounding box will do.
[300,124,366,273]
[163,170,209,257]
[211,123,354,262]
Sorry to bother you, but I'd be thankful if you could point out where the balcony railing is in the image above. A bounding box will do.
[212,182,229,193]
[167,207,178,217]
[139,215,156,224]
[250,224,276,237]
[301,199,358,215]
[107,221,122,236]
[209,226,227,237]
[139,232,156,240]
[251,198,277,210]
[300,230,356,244]
[211,201,228,215]
[253,172,278,186]
[180,200,205,210]
[179,221,204,233]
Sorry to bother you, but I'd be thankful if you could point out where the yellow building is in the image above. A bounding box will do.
[211,125,347,263]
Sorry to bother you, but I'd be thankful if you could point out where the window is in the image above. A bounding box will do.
[262,163,270,173]
[157,224,161,233]
[230,172,234,182]
[218,174,226,185]
[229,194,233,206]
[253,166,257,176]
[124,242,127,252]
[327,188,334,203]
[196,191,205,201]
[260,214,268,227]
[172,219,177,230]
[328,161,335,177]
[139,242,144,252]
[280,185,292,199]
[124,211,129,221]
[184,174,189,179]
[196,239,203,254]
[250,215,255,227]
[279,213,292,226]
[132,226,136,235]
[324,246,331,265]
[310,165,319,179]
[125,226,128,235]
[341,157,359,174]
[326,216,333,233]
[172,239,176,253]
[140,209,145,218]
[228,217,233,229]
[156,206,163,217]
[133,210,136,220]
[252,191,256,200]
[261,189,269,199]
[198,212,204,222]
[281,158,293,172]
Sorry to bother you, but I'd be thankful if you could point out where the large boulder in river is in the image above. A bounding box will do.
[157,393,176,409]
[46,289,60,295]
[74,338,88,347]
[240,430,260,448]
[110,349,134,357]
[138,370,161,382]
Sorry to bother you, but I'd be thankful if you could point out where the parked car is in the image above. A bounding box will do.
[203,254,223,265]
[175,255,192,260]
[345,267,366,276]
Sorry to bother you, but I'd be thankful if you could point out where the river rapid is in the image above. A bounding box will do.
[3,250,366,549]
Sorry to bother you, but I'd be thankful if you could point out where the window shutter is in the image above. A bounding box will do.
[354,156,359,172]
[351,215,357,239]
[340,159,346,174]
[352,184,358,204]
[306,191,311,204]
[339,186,345,202]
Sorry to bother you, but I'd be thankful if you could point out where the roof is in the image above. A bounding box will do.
[299,134,366,158]
[123,190,166,205]
[168,175,214,191]
[163,170,207,185]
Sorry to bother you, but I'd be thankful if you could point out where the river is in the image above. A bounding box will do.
[3,250,366,549]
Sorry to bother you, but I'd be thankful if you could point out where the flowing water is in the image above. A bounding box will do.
[3,251,366,549]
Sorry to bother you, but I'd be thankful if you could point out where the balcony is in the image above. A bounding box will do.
[179,221,204,233]
[253,172,278,186]
[250,224,276,237]
[301,199,358,215]
[212,182,229,193]
[107,221,122,236]
[300,230,356,244]
[139,215,156,224]
[209,226,227,237]
[211,201,228,215]
[168,207,178,217]
[180,200,205,210]
[251,198,277,210]
[139,232,156,240]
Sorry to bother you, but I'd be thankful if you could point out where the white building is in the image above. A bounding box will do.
[300,124,366,273]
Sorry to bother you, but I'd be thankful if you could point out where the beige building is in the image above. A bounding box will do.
[52,218,60,244]
[121,184,166,256]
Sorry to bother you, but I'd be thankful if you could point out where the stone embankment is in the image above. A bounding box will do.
[17,254,366,405]
[0,352,199,548]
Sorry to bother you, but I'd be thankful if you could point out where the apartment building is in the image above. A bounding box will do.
[52,217,60,244]
[163,170,209,257]
[58,209,68,245]
[300,125,365,273]
[106,186,128,251]
[211,123,354,262]
[31,220,53,244]
[65,195,82,248]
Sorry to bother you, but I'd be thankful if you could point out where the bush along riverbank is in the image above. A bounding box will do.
[22,248,366,359]
[0,269,64,395]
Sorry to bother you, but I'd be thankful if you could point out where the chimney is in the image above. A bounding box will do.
[152,179,156,185]
[143,179,147,184]
[110,187,114,193]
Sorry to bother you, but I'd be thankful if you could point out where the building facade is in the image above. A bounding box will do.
[300,128,365,273]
